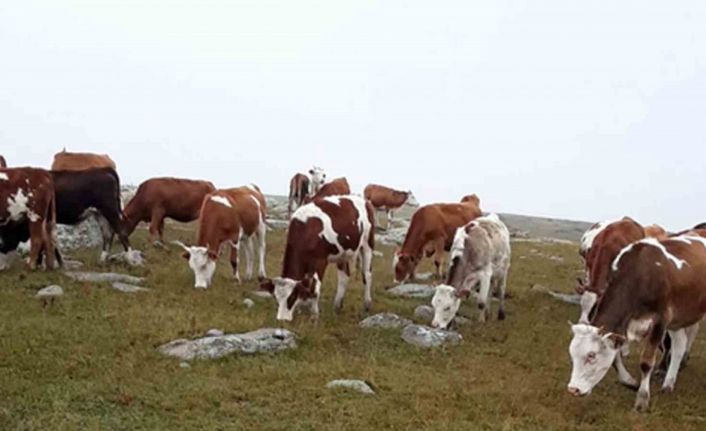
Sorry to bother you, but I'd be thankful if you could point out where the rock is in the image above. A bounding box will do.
[36,285,64,298]
[63,259,84,270]
[107,249,145,267]
[359,313,412,329]
[205,329,224,337]
[415,272,434,281]
[157,328,297,361]
[65,271,145,285]
[454,315,471,326]
[372,250,384,258]
[266,218,289,230]
[243,298,255,309]
[377,227,407,246]
[56,216,104,250]
[121,185,137,205]
[111,282,149,293]
[326,379,375,395]
[401,324,463,348]
[250,290,273,299]
[387,284,436,298]
[179,362,191,369]
[414,305,434,321]
[547,291,582,305]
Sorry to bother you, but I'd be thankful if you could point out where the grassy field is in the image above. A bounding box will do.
[1,225,705,430]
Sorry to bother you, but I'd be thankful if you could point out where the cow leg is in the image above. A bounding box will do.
[476,270,492,323]
[149,209,165,246]
[243,236,254,281]
[496,275,507,321]
[230,242,241,284]
[431,238,445,279]
[613,353,638,389]
[680,322,700,369]
[361,248,373,314]
[386,210,393,230]
[256,220,267,278]
[94,213,113,262]
[662,329,688,392]
[634,325,663,412]
[27,222,44,270]
[334,262,350,313]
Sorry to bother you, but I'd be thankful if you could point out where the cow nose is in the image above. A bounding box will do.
[567,386,582,397]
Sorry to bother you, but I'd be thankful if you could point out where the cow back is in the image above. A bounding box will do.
[51,151,116,171]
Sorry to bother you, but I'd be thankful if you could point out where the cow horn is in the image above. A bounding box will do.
[171,240,190,251]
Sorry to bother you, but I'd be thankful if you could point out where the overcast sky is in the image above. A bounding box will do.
[2,1,705,229]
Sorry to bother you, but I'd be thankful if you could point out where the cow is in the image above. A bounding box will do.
[0,156,6,168]
[122,177,216,245]
[259,195,375,321]
[363,184,419,228]
[0,168,57,270]
[304,177,351,203]
[431,214,511,328]
[51,150,116,171]
[394,194,482,282]
[567,235,706,412]
[175,185,267,288]
[287,166,326,218]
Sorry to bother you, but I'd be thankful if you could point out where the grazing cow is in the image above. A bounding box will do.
[305,177,351,203]
[123,177,216,245]
[363,184,419,228]
[0,168,57,269]
[431,214,511,328]
[175,185,267,288]
[51,150,116,171]
[567,235,706,412]
[288,166,326,218]
[0,156,6,168]
[643,224,668,239]
[259,195,375,321]
[394,195,482,282]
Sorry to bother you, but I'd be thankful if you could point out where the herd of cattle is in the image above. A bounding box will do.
[2,151,706,412]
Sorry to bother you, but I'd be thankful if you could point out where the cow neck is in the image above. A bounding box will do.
[281,242,307,280]
[400,215,426,256]
[591,283,635,337]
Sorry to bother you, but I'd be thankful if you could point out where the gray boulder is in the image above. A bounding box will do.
[387,284,436,298]
[401,324,462,348]
[266,218,289,230]
[56,218,103,250]
[111,282,149,293]
[414,305,470,326]
[65,271,145,285]
[107,249,145,267]
[36,285,64,299]
[326,380,375,395]
[243,298,255,309]
[157,328,297,361]
[359,313,412,329]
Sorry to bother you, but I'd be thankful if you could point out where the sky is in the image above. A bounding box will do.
[1,1,705,229]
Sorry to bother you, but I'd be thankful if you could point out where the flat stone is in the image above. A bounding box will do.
[157,328,297,361]
[414,305,434,321]
[372,250,384,257]
[205,329,225,337]
[65,271,145,285]
[111,282,149,293]
[179,362,191,369]
[250,290,273,299]
[401,324,462,348]
[415,272,434,281]
[107,249,145,267]
[359,313,412,329]
[266,219,289,230]
[36,285,64,298]
[326,379,375,395]
[243,298,255,309]
[387,284,436,298]
[63,259,84,270]
[547,291,582,305]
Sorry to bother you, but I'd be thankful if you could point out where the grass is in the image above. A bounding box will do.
[1,225,705,430]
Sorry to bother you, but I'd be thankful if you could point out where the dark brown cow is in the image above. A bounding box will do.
[123,177,216,244]
[305,177,351,203]
[394,194,482,282]
[259,195,375,321]
[363,184,419,227]
[0,156,6,168]
[287,166,325,218]
[0,168,57,270]
[568,236,706,411]
[51,150,116,171]
[175,185,267,288]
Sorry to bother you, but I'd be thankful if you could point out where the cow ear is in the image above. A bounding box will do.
[603,332,626,349]
[181,251,190,260]
[455,289,471,299]
[259,278,275,294]
[207,250,218,260]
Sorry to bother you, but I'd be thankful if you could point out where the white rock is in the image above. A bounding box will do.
[36,285,64,298]
[250,290,273,299]
[547,291,582,305]
[326,379,375,395]
[401,324,463,348]
[266,218,289,230]
[158,328,297,361]
[415,272,434,281]
[111,282,149,293]
[63,259,84,270]
[243,298,255,309]
[205,329,224,337]
[179,362,191,369]
[107,249,145,267]
[372,250,384,257]
[387,284,436,298]
[359,313,412,329]
[65,271,145,285]
[414,305,434,321]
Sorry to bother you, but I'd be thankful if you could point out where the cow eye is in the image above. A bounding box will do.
[586,352,597,363]
[444,306,451,312]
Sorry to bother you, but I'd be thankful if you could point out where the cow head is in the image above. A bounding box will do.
[393,250,418,283]
[174,241,217,289]
[431,284,470,329]
[259,274,321,321]
[567,323,623,397]
[308,166,326,193]
[405,191,420,208]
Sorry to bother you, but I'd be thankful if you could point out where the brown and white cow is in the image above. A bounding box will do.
[363,184,419,228]
[568,235,706,411]
[304,177,351,203]
[0,168,57,270]
[287,166,325,218]
[259,195,375,321]
[51,150,116,171]
[394,194,482,282]
[123,177,216,245]
[0,156,6,168]
[175,185,267,288]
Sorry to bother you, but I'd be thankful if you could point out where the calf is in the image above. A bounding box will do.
[567,235,706,411]
[123,177,216,245]
[363,184,419,228]
[0,168,57,269]
[259,195,375,321]
[394,194,482,282]
[176,185,267,288]
[431,214,511,328]
[51,149,116,171]
[288,166,325,218]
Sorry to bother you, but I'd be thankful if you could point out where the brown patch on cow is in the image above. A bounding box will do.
[364,184,410,211]
[51,150,116,171]
[305,177,351,203]
[0,155,6,168]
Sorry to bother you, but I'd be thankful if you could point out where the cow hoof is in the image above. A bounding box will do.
[634,393,650,413]
[498,309,506,321]
[661,383,675,393]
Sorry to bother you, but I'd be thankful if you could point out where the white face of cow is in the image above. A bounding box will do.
[308,166,326,192]
[567,323,620,396]
[431,285,462,329]
[177,243,217,289]
[264,275,321,321]
[405,192,420,208]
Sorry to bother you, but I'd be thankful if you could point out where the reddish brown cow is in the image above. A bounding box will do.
[259,195,375,321]
[304,177,351,203]
[51,150,116,171]
[0,168,57,269]
[0,156,6,168]
[123,177,216,244]
[394,194,482,282]
[287,166,325,218]
[363,184,419,227]
[568,236,706,411]
[644,224,668,239]
[175,185,267,288]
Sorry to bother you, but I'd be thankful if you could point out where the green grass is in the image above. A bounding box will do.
[1,227,705,430]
